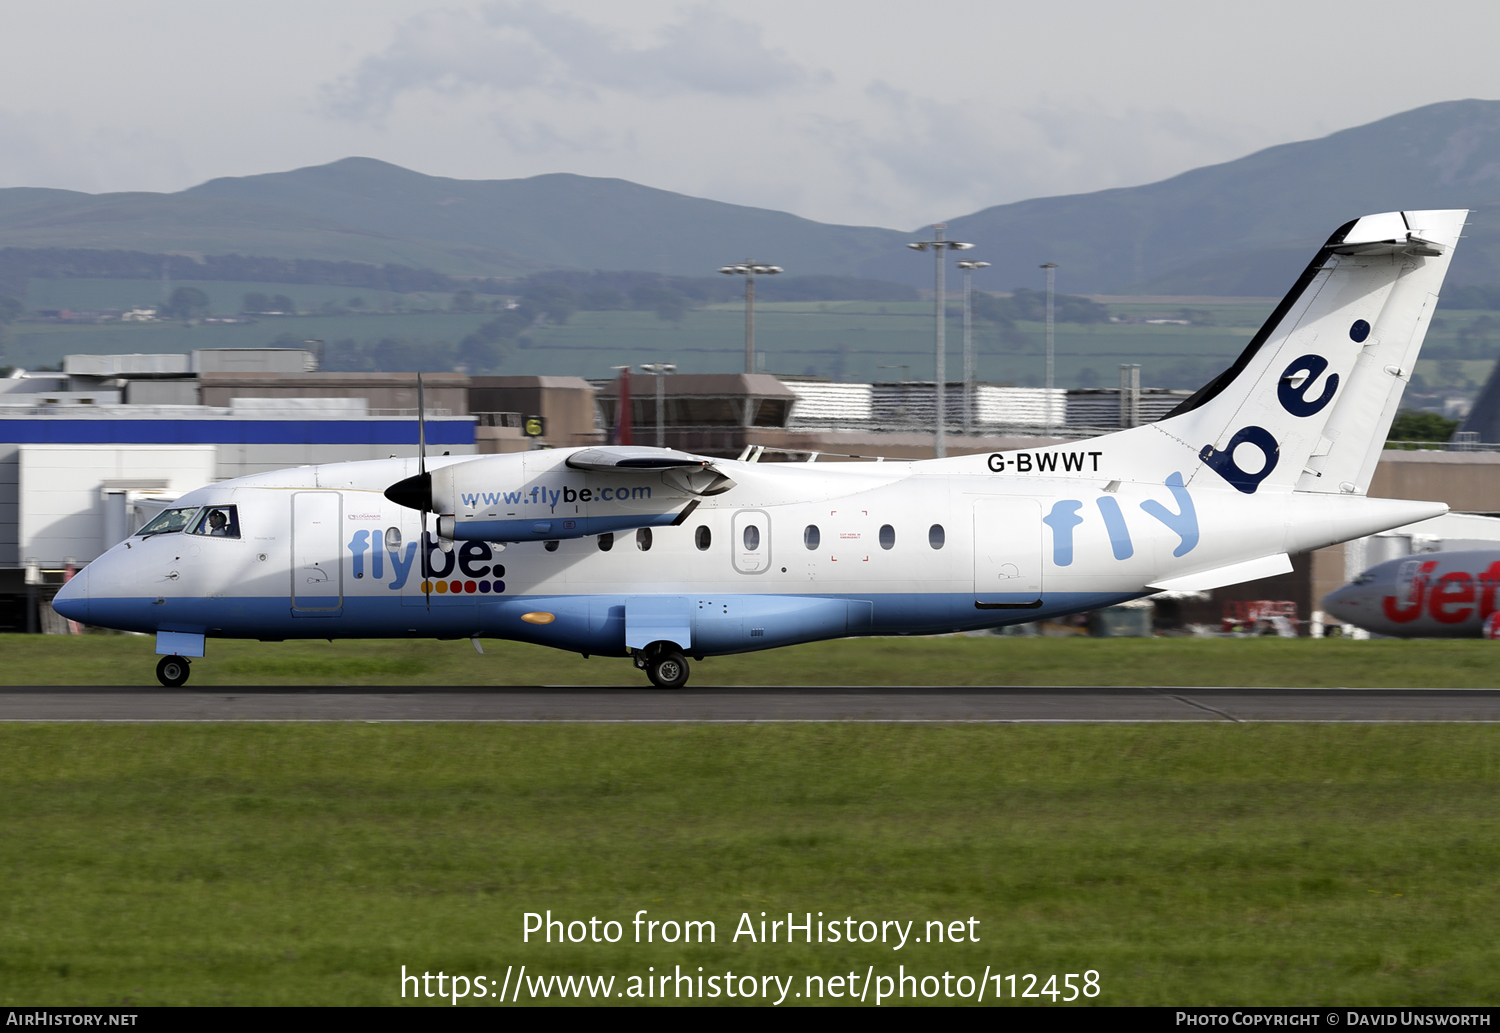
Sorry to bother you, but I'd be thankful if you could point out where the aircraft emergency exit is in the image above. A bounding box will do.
[53,209,1469,688]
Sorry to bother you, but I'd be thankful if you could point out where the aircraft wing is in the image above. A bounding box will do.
[566,446,712,472]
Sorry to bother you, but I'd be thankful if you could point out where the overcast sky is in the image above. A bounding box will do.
[3,0,1498,229]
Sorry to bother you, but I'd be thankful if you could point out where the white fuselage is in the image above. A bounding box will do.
[49,207,1471,674]
[1325,550,1500,638]
[58,446,1443,658]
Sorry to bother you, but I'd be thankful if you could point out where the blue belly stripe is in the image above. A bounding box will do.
[79,590,1146,657]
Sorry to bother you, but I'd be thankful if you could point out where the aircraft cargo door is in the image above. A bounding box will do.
[972,497,1043,609]
[291,491,343,614]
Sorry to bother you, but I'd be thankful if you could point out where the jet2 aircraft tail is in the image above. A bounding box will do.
[1136,209,1467,498]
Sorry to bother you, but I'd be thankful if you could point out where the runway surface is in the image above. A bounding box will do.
[3,686,1500,721]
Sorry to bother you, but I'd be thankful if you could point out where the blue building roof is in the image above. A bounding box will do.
[0,415,474,446]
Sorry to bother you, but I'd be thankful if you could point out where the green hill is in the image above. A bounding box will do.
[2,100,1500,296]
[0,185,546,277]
[185,158,912,278]
[922,99,1500,295]
[0,161,911,282]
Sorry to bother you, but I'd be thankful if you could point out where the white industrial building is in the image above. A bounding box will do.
[782,381,1189,434]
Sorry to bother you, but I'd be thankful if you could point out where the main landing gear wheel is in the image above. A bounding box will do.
[156,655,191,688]
[647,650,690,689]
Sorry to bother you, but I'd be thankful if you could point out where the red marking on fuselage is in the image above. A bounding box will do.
[1382,560,1439,623]
[1479,560,1500,619]
[1430,571,1476,624]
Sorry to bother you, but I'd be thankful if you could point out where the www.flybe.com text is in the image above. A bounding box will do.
[460,485,652,509]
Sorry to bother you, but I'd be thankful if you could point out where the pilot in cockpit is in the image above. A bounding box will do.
[207,509,230,536]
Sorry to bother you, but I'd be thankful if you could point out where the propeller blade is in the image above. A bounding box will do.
[417,372,427,477]
[383,471,431,511]
[384,373,435,513]
[418,372,429,610]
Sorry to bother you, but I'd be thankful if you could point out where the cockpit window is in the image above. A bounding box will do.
[136,507,201,537]
[1353,573,1376,585]
[188,506,241,539]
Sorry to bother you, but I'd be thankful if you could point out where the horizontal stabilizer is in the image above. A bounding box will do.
[1147,553,1292,593]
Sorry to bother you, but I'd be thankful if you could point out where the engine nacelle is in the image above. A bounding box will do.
[392,447,732,543]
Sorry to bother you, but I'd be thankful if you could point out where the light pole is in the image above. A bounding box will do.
[609,365,632,445]
[956,260,989,435]
[718,262,782,374]
[639,363,676,448]
[1040,262,1057,433]
[908,225,973,458]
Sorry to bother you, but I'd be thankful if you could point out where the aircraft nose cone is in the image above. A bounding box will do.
[1322,586,1358,618]
[384,471,431,512]
[52,565,89,623]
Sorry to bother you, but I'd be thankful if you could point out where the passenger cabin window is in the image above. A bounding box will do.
[598,532,614,552]
[636,528,653,551]
[136,507,200,537]
[803,525,820,550]
[695,526,711,551]
[879,524,895,550]
[189,506,241,539]
[384,526,402,550]
[743,525,761,551]
[929,524,945,549]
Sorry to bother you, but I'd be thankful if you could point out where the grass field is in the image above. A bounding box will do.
[8,290,1492,398]
[7,296,1267,384]
[20,277,451,317]
[5,311,500,372]
[3,633,1500,688]
[3,723,1500,1006]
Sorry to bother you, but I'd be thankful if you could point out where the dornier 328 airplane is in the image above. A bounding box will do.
[53,209,1467,688]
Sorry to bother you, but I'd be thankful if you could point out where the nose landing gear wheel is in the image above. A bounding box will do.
[156,655,191,688]
[646,650,690,689]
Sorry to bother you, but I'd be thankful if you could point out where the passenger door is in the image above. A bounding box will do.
[291,491,343,615]
[972,497,1043,609]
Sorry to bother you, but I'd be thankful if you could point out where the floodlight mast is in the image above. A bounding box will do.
[639,362,676,448]
[908,225,974,458]
[956,260,990,435]
[1040,262,1058,434]
[719,263,782,374]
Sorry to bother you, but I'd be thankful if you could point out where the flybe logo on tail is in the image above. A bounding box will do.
[1199,346,1346,494]
[460,485,652,509]
[1200,426,1280,494]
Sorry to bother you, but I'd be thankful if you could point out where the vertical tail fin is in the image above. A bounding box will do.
[1154,209,1466,497]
